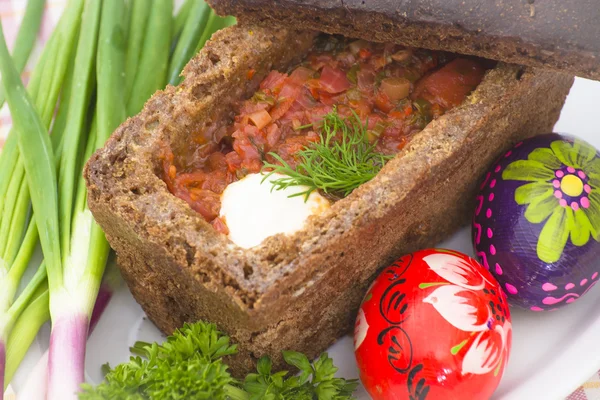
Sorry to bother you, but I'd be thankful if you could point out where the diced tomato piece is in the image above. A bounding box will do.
[268,136,312,169]
[289,66,315,84]
[318,91,340,106]
[374,91,395,113]
[239,100,270,115]
[282,109,307,125]
[396,136,409,150]
[357,68,375,92]
[309,53,335,70]
[349,98,372,119]
[233,139,260,161]
[310,105,334,123]
[205,152,227,172]
[358,48,372,60]
[319,66,351,94]
[247,68,256,80]
[242,158,263,173]
[279,83,302,101]
[266,124,282,148]
[175,171,207,188]
[270,97,294,120]
[365,114,384,131]
[225,151,242,172]
[201,170,228,193]
[412,58,485,109]
[212,217,230,235]
[188,189,221,221]
[260,71,287,91]
[295,87,317,109]
[306,130,320,142]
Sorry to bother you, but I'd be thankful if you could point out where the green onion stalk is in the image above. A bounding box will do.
[0,0,233,396]
[167,0,210,86]
[40,0,102,398]
[0,0,83,397]
[0,21,60,398]
[173,0,193,41]
[46,0,171,397]
[0,0,45,109]
[33,0,109,399]
[5,284,49,396]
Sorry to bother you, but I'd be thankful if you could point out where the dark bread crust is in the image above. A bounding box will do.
[209,0,600,80]
[85,23,573,373]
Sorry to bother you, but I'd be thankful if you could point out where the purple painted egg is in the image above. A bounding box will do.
[472,134,600,311]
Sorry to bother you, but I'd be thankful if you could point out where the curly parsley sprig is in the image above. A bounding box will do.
[262,110,393,200]
[79,321,358,400]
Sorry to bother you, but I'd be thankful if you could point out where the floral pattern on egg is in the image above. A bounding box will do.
[473,134,600,311]
[354,250,511,400]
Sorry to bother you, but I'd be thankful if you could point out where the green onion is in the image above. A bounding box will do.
[97,0,127,143]
[0,0,45,109]
[1,173,28,265]
[173,0,193,41]
[0,12,81,377]
[0,0,237,395]
[124,0,151,100]
[0,163,24,258]
[0,33,55,236]
[36,1,126,398]
[167,0,210,85]
[0,0,84,313]
[0,135,18,226]
[127,0,172,116]
[0,46,58,388]
[4,265,47,337]
[50,54,76,157]
[16,260,121,398]
[0,13,61,400]
[0,0,84,314]
[4,284,49,387]
[0,9,61,305]
[37,0,86,129]
[58,0,101,268]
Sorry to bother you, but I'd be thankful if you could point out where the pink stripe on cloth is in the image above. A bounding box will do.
[567,388,588,400]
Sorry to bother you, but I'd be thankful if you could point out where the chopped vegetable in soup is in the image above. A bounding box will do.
[162,36,487,233]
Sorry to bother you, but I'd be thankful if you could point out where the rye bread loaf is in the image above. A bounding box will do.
[85,23,573,374]
[209,0,600,81]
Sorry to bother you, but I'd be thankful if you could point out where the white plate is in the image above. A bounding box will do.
[10,77,600,399]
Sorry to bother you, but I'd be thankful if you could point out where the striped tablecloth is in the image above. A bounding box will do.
[0,1,598,399]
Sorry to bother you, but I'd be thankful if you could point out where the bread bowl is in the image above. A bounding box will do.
[84,6,574,373]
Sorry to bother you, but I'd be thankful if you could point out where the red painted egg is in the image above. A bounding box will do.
[354,249,512,400]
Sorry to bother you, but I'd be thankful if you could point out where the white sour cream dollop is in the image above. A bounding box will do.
[219,173,330,249]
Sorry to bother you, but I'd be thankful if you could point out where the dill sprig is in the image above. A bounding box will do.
[262,110,393,200]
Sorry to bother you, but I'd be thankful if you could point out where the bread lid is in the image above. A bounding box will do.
[208,0,599,80]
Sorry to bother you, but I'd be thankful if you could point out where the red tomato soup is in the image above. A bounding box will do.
[162,36,488,233]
